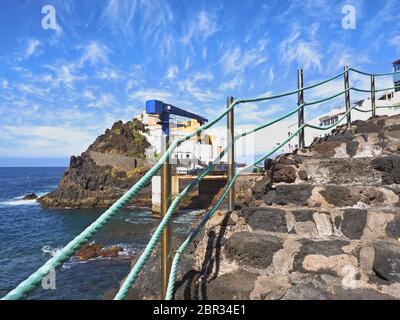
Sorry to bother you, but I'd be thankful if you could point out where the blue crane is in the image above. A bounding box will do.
[145,100,208,136]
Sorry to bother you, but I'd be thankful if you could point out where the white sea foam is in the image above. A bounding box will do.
[41,245,63,257]
[0,192,48,207]
[0,199,39,206]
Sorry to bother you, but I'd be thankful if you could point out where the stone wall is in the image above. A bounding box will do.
[89,151,147,172]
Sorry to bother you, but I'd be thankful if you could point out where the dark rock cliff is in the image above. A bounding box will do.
[39,118,152,208]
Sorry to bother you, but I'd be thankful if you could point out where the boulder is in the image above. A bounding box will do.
[373,240,400,283]
[75,243,102,261]
[240,208,287,233]
[386,215,400,239]
[372,156,400,185]
[272,165,297,183]
[204,270,259,300]
[22,193,38,200]
[282,280,331,300]
[340,209,368,240]
[225,232,283,269]
[74,243,123,260]
[293,239,350,274]
[100,246,123,258]
[263,185,313,206]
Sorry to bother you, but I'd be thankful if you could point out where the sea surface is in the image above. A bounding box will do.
[0,167,198,300]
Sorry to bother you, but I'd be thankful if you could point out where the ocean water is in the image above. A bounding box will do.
[0,167,198,300]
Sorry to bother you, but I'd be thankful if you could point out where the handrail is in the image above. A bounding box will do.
[352,84,400,93]
[3,65,400,300]
[350,67,400,77]
[165,99,362,300]
[353,103,400,113]
[113,87,353,300]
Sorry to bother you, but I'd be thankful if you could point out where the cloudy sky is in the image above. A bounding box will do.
[0,0,399,165]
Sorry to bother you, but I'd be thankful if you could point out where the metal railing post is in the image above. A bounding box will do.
[371,75,376,117]
[227,96,235,212]
[344,65,351,127]
[160,113,172,299]
[297,69,305,149]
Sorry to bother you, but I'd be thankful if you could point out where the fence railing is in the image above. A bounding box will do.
[3,66,400,300]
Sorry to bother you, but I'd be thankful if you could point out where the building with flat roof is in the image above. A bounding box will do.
[136,111,226,173]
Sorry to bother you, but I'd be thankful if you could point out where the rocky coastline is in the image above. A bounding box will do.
[39,118,153,209]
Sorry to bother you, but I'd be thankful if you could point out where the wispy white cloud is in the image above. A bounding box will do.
[166,65,179,80]
[88,93,115,109]
[129,89,173,102]
[101,0,137,36]
[181,10,219,44]
[97,67,123,81]
[279,24,322,72]
[101,0,174,57]
[1,79,9,89]
[16,83,49,98]
[45,63,87,89]
[79,41,111,66]
[389,35,400,52]
[24,39,42,59]
[219,76,244,91]
[267,67,275,84]
[220,40,268,75]
[235,103,283,124]
[178,72,218,102]
[83,89,96,100]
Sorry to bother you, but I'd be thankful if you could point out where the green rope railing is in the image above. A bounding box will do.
[165,100,361,300]
[113,87,353,300]
[350,67,400,77]
[3,66,399,300]
[354,104,400,113]
[352,85,400,93]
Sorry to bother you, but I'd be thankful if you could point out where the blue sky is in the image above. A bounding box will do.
[0,0,399,166]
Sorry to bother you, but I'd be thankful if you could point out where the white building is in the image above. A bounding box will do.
[136,111,226,172]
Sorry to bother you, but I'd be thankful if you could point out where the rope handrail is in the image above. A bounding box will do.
[3,65,400,300]
[352,84,400,93]
[350,67,400,77]
[165,100,362,300]
[353,103,400,113]
[113,87,354,300]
